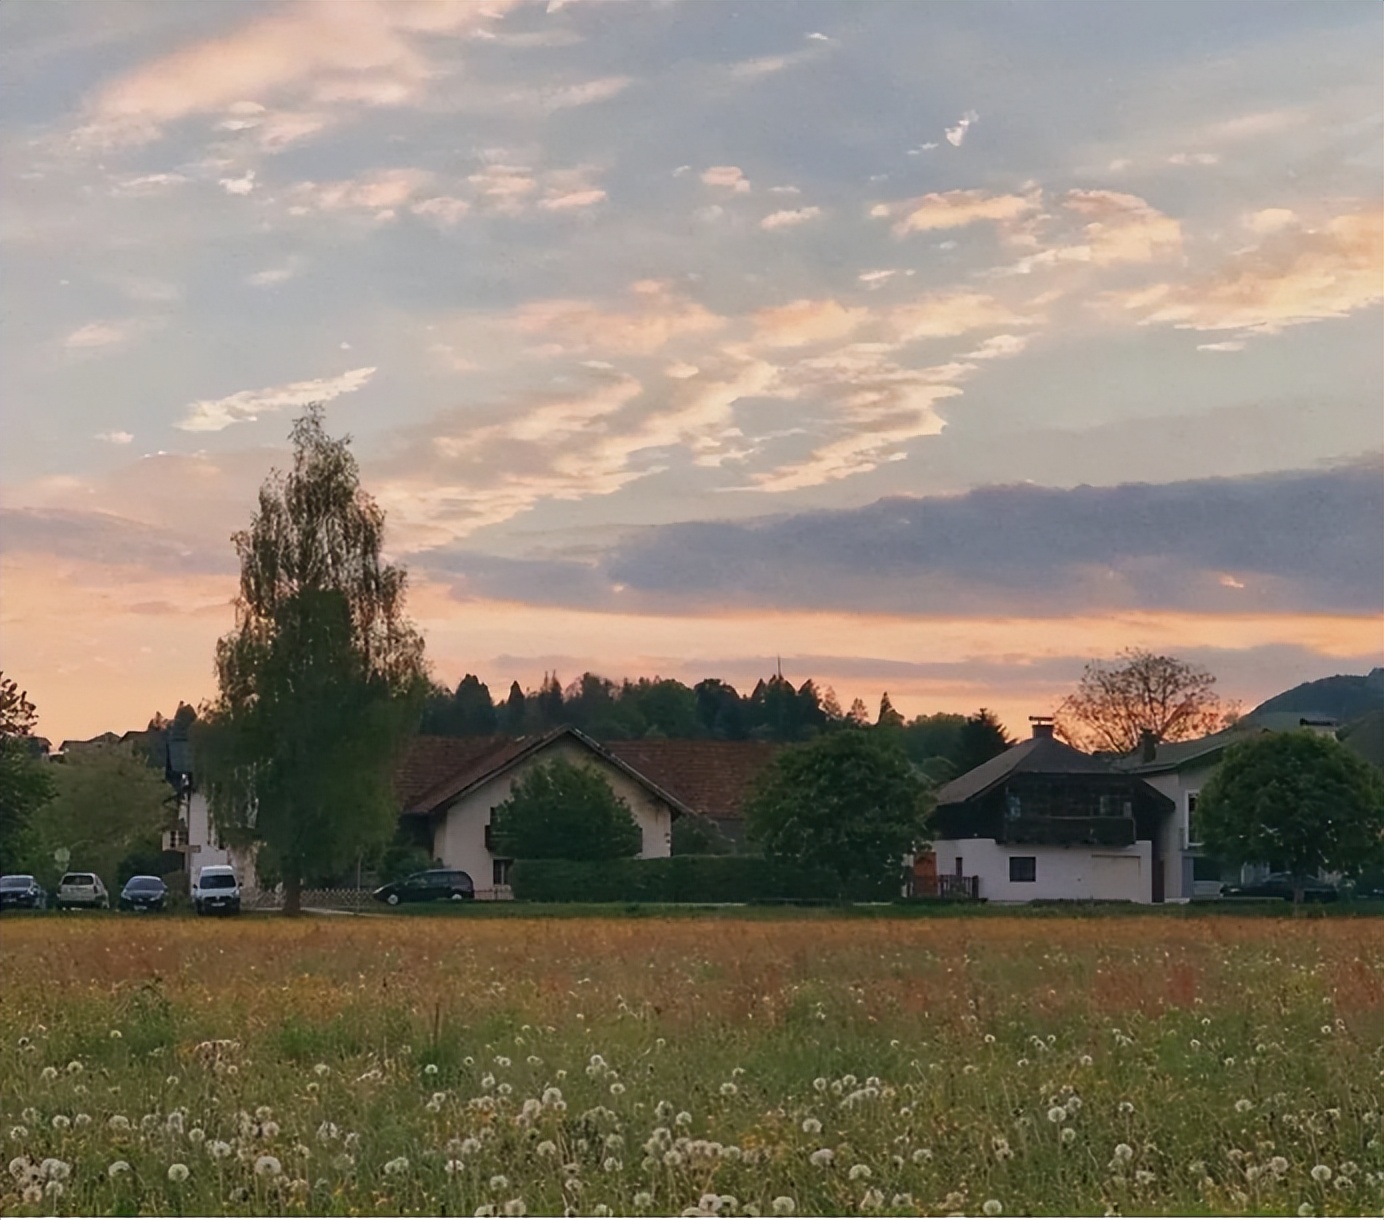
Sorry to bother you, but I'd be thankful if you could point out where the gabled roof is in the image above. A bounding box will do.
[935,735,1120,807]
[397,728,706,818]
[1116,724,1273,774]
[603,740,781,819]
[396,735,542,813]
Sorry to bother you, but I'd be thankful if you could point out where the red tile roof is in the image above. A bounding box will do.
[602,739,781,819]
[395,735,538,814]
[396,731,782,819]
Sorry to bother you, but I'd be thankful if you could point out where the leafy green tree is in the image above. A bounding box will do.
[695,679,746,740]
[898,712,963,762]
[490,758,642,860]
[421,674,498,736]
[197,406,427,915]
[953,708,1013,774]
[1198,731,1384,904]
[744,730,931,897]
[1056,648,1238,754]
[0,674,55,872]
[28,745,172,888]
[671,813,733,856]
[624,677,701,739]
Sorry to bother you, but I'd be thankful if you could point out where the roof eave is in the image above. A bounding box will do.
[404,726,696,819]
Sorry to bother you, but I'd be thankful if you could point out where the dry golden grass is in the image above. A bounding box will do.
[1,912,1380,1217]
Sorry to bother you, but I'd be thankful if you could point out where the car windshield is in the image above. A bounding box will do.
[126,877,163,891]
[62,874,96,886]
[0,876,34,889]
[200,874,236,889]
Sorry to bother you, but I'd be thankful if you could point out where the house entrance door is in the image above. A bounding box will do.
[912,851,937,897]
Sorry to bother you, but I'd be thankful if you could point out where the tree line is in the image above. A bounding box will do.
[419,669,1011,781]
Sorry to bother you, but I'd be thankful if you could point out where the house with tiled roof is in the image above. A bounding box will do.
[396,728,779,895]
[922,718,1175,903]
[1112,718,1339,893]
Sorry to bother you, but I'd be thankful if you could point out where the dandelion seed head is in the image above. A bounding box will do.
[167,1163,190,1182]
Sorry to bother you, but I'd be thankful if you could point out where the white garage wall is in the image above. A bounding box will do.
[930,838,1153,903]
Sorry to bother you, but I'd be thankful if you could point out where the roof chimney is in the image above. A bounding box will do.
[1139,727,1159,763]
[1029,715,1055,740]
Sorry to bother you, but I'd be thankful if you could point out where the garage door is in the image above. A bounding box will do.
[1091,854,1142,901]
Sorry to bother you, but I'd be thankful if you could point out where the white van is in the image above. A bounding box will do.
[192,865,241,915]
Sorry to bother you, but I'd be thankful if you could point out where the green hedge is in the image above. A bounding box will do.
[509,855,899,904]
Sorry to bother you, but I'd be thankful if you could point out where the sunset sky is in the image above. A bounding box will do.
[2,0,1381,744]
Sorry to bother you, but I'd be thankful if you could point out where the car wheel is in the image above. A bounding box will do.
[386,893,401,906]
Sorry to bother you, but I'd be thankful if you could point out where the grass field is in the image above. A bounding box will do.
[1,912,1380,1217]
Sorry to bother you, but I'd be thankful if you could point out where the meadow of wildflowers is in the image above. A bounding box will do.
[0,913,1379,1217]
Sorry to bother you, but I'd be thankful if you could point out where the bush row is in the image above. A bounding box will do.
[509,855,900,904]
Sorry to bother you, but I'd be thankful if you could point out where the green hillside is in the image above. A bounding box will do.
[1248,667,1384,725]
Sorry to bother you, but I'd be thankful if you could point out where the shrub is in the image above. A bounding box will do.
[509,855,896,904]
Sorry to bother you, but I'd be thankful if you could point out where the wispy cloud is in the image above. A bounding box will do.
[873,188,1037,236]
[760,206,822,230]
[63,320,141,351]
[945,109,978,147]
[1118,208,1381,336]
[75,0,523,146]
[94,430,134,445]
[176,367,377,433]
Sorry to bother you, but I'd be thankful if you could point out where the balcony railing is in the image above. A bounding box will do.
[1001,815,1135,847]
[912,873,980,901]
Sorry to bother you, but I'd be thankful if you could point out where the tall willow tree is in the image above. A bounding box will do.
[198,406,427,914]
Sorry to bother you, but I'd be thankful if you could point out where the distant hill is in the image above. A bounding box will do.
[1340,708,1384,771]
[1247,668,1384,726]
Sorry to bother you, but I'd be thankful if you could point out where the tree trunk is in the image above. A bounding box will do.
[1292,884,1304,910]
[283,871,303,917]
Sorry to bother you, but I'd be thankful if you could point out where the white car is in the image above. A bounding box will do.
[192,865,241,916]
[55,872,108,910]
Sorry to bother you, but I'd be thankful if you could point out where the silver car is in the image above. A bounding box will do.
[55,872,109,910]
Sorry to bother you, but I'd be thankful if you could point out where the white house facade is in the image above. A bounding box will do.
[920,719,1177,905]
[399,729,691,897]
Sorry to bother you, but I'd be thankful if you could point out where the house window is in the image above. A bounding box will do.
[1009,856,1037,883]
[1187,792,1202,847]
[484,822,494,852]
[493,859,512,887]
[1099,793,1115,816]
[1006,792,1021,820]
[954,857,964,877]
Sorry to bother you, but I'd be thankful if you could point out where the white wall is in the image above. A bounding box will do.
[433,738,674,892]
[931,838,1153,903]
[179,791,259,892]
[1140,760,1221,900]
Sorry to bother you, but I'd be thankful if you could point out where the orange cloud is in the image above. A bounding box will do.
[1119,208,1382,335]
[874,189,1038,236]
[80,0,522,144]
[513,282,724,354]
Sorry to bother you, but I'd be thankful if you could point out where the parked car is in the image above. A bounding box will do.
[1223,873,1338,902]
[0,875,47,911]
[55,872,109,910]
[119,875,168,912]
[192,865,241,915]
[373,869,474,906]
